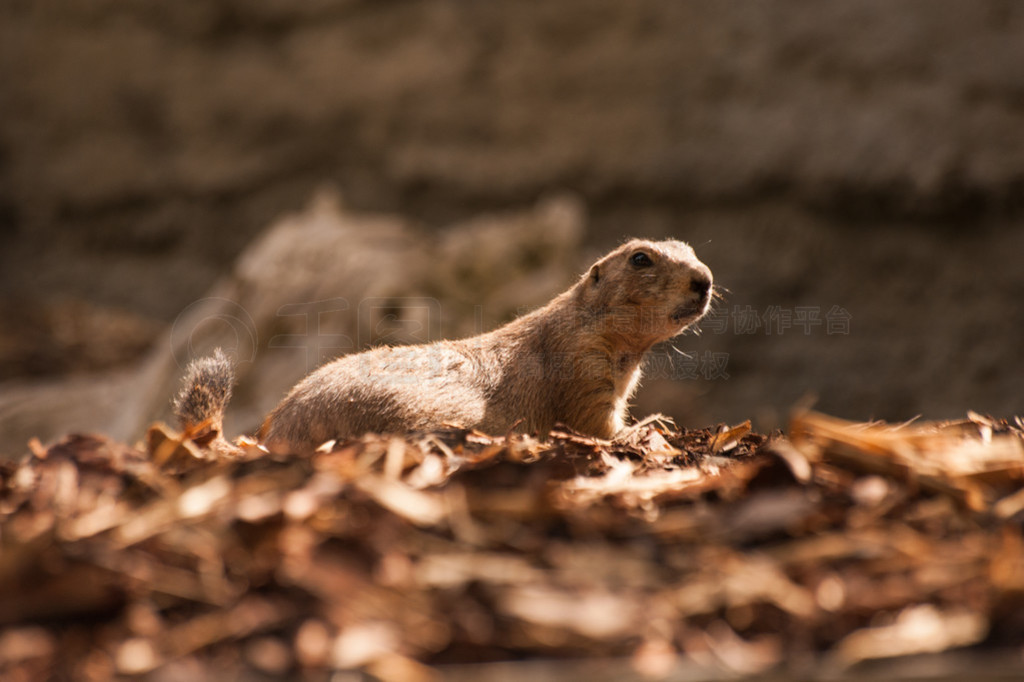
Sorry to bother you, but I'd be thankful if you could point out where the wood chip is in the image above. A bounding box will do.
[2,411,1022,679]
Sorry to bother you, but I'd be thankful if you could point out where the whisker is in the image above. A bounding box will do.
[671,345,694,360]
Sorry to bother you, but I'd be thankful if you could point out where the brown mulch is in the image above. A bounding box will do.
[2,412,1024,681]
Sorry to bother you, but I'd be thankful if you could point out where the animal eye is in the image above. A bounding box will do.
[630,252,653,268]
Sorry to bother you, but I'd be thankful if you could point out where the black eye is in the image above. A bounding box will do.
[630,251,653,268]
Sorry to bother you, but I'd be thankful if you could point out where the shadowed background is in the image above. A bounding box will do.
[1,0,1022,452]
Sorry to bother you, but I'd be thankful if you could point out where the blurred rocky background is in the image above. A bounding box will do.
[1,0,1022,454]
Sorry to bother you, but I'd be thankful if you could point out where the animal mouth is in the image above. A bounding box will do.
[670,300,708,324]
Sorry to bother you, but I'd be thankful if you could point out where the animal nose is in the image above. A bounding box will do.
[690,276,712,299]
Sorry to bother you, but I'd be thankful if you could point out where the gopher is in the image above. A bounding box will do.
[174,238,713,454]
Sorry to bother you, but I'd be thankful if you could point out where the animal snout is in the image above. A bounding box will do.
[689,275,712,299]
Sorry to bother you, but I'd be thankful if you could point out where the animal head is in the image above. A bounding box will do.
[576,238,714,350]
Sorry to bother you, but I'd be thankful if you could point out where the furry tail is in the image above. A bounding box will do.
[173,348,235,444]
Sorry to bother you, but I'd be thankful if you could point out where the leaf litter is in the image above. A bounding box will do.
[2,410,1024,680]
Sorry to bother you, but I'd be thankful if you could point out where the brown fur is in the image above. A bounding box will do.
[174,239,712,455]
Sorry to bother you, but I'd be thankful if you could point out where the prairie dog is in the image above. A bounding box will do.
[174,239,713,454]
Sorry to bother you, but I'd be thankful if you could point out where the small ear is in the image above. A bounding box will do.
[589,264,600,284]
